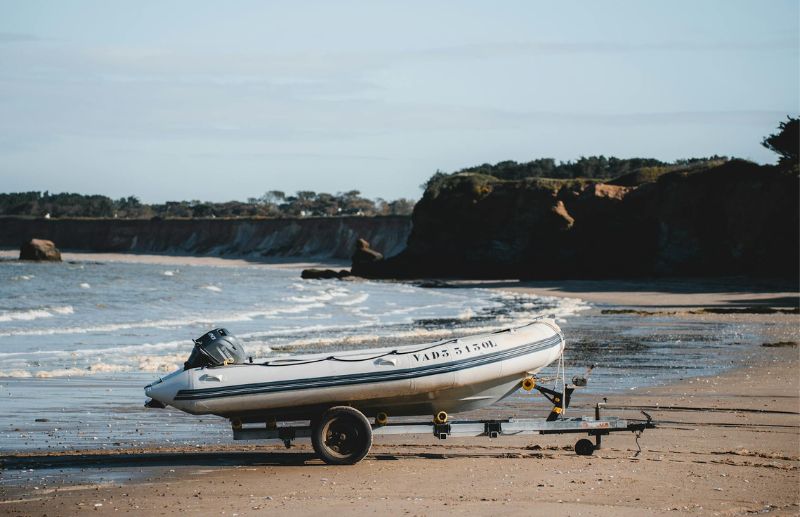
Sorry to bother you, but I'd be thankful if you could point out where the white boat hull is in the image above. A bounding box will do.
[145,320,565,421]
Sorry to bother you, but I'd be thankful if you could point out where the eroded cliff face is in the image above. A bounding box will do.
[0,216,412,261]
[363,160,799,279]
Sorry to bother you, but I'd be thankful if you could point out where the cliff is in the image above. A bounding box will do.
[360,160,799,279]
[0,216,411,261]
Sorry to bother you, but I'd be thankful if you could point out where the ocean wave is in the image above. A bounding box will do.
[0,277,590,377]
[87,362,134,373]
[0,318,213,337]
[0,305,74,323]
[287,293,333,303]
[0,303,324,337]
[333,293,369,306]
[380,304,449,316]
[0,369,33,378]
[0,367,93,379]
[0,338,190,358]
[271,323,523,351]
[136,353,185,373]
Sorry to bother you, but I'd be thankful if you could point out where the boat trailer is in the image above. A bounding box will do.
[230,382,656,462]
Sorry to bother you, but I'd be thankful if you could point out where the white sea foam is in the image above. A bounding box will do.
[0,309,53,322]
[238,322,378,341]
[0,303,324,338]
[0,367,95,378]
[87,363,131,373]
[137,353,185,372]
[0,306,74,323]
[163,270,176,276]
[0,318,210,337]
[287,293,332,303]
[0,369,33,378]
[35,368,92,378]
[202,285,222,292]
[0,338,190,358]
[381,304,446,316]
[333,293,369,306]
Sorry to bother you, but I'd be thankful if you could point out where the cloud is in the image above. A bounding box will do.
[0,38,793,171]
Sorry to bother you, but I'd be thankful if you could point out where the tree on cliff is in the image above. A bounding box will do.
[448,156,722,182]
[762,116,799,170]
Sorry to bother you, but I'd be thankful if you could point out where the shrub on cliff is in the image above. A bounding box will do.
[762,116,799,171]
[449,155,726,182]
[421,172,498,201]
[609,159,729,187]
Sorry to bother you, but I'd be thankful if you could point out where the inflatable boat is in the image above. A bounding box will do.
[146,320,564,420]
[145,320,565,463]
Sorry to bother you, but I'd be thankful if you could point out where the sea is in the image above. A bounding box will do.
[0,257,763,453]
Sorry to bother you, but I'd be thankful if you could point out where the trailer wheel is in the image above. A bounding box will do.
[574,438,595,456]
[311,406,372,465]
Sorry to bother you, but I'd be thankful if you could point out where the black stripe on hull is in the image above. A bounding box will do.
[175,334,562,401]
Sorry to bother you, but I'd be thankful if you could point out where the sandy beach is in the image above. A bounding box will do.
[1,346,797,516]
[0,249,347,270]
[1,253,798,515]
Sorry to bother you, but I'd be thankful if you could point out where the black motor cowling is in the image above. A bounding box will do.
[184,328,246,370]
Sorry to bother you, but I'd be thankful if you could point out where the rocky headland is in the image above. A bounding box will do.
[4,161,797,281]
[357,159,799,279]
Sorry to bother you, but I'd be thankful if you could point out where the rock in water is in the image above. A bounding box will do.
[301,268,352,280]
[19,239,62,261]
[351,238,384,276]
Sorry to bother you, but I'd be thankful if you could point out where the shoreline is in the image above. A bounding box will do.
[0,249,349,269]
[4,248,797,306]
[453,278,799,309]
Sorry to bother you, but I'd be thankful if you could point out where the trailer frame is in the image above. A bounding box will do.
[230,388,655,459]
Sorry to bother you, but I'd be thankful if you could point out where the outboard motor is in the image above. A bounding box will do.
[184,328,246,370]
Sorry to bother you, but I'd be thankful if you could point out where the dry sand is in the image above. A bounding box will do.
[1,253,798,515]
[0,249,346,269]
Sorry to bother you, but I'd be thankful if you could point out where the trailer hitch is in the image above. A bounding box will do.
[627,410,655,433]
[533,384,575,421]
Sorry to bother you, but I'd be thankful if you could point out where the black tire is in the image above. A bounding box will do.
[311,406,373,465]
[575,438,595,456]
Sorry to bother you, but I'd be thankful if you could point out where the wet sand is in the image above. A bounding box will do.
[453,278,799,309]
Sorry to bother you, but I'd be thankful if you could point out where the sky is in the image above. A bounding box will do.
[1,1,798,203]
